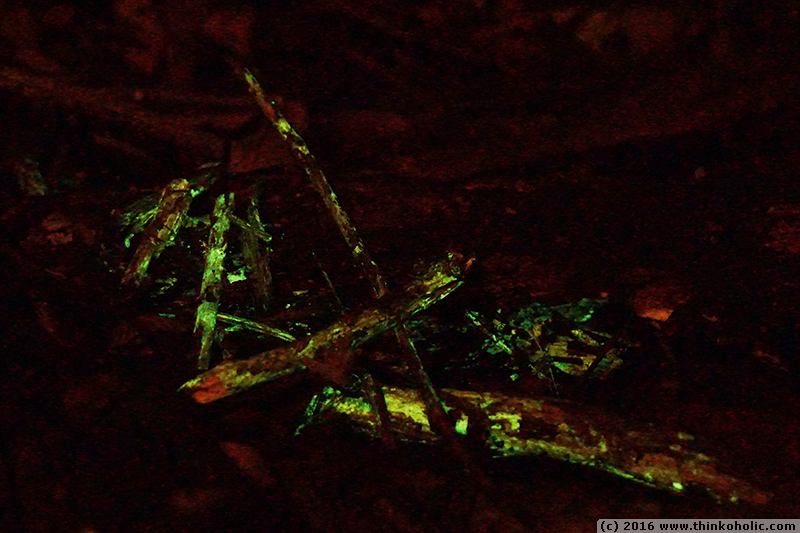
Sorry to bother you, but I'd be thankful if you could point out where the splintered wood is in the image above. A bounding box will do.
[122,178,193,286]
[180,252,472,403]
[304,386,772,507]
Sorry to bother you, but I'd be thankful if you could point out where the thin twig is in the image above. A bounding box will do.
[241,68,389,298]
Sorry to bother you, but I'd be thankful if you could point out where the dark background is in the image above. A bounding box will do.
[2,1,800,531]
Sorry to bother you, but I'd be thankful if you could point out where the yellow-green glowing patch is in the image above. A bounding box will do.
[455,414,469,435]
[490,412,521,432]
[227,268,247,283]
[276,118,293,135]
[334,396,373,417]
[195,300,218,332]
[597,438,608,454]
[384,388,431,433]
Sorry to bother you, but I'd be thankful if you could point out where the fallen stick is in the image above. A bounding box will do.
[243,68,389,298]
[180,252,472,403]
[306,385,772,506]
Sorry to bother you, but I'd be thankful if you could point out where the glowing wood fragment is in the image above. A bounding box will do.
[195,193,234,370]
[122,178,193,286]
[180,252,472,402]
[308,386,772,506]
[243,68,388,298]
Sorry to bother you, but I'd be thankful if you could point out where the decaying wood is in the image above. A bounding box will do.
[180,252,473,403]
[122,178,193,286]
[308,385,772,506]
[216,313,295,343]
[243,68,389,299]
[239,193,274,309]
[195,193,235,370]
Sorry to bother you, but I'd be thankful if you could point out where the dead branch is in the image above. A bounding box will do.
[180,252,473,403]
[310,386,772,506]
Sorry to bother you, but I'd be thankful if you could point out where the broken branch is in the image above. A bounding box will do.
[180,252,473,403]
[309,386,772,506]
